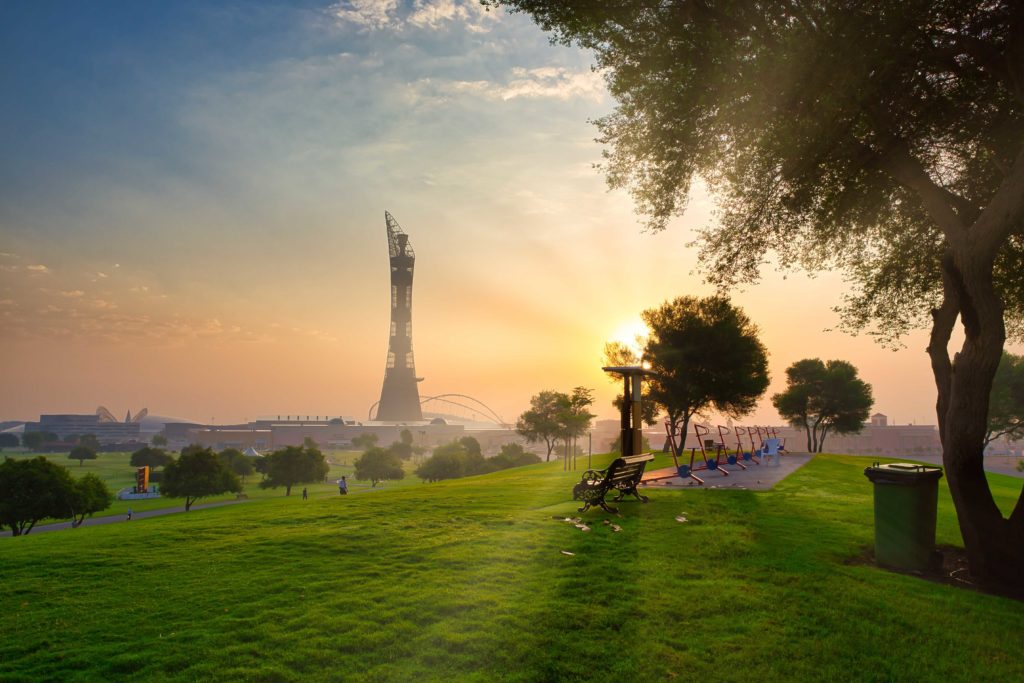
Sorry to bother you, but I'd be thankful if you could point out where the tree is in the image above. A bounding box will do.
[489,443,542,470]
[640,296,769,453]
[78,434,100,451]
[986,352,1024,447]
[161,447,241,511]
[68,445,97,467]
[152,433,168,447]
[561,387,596,462]
[496,0,1024,590]
[354,447,405,487]
[0,457,76,535]
[516,391,568,461]
[218,448,255,482]
[21,431,56,451]
[773,359,874,452]
[0,433,19,450]
[67,473,113,528]
[351,433,378,451]
[259,444,329,496]
[130,446,172,469]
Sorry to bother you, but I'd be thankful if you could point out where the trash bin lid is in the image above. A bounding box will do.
[864,462,943,485]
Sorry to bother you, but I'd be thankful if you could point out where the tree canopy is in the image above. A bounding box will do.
[354,447,405,487]
[0,457,78,535]
[773,359,874,452]
[516,388,595,461]
[78,434,101,451]
[986,351,1024,447]
[641,296,769,451]
[495,0,1024,590]
[259,444,329,496]
[67,473,113,529]
[0,433,18,450]
[130,446,172,469]
[218,448,255,482]
[351,433,379,451]
[68,445,97,467]
[161,447,241,511]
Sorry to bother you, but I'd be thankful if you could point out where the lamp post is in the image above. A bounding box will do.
[601,365,654,457]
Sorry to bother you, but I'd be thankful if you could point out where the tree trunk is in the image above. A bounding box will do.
[805,424,813,453]
[931,253,1024,591]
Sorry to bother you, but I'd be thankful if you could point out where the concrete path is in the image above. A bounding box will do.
[641,453,814,491]
[3,499,250,537]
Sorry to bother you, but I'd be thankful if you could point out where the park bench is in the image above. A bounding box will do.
[572,453,655,514]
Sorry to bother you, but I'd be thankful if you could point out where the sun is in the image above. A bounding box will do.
[609,318,649,358]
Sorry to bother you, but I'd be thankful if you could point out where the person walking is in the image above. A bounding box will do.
[126,507,133,521]
[302,487,308,500]
[338,476,348,495]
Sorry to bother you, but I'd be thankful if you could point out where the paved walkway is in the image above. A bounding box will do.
[3,499,250,537]
[641,453,814,490]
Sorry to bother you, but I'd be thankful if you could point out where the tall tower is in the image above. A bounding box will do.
[376,211,424,421]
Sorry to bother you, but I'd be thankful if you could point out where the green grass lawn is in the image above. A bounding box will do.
[0,454,1021,682]
[2,450,425,518]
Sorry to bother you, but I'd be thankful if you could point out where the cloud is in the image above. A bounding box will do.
[330,0,496,32]
[26,264,51,274]
[416,66,606,104]
[60,289,85,297]
[329,0,400,30]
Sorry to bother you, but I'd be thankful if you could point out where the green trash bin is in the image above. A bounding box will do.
[863,463,944,572]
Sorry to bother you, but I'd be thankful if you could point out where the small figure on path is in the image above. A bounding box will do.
[302,487,308,500]
[338,476,348,495]
[126,507,133,521]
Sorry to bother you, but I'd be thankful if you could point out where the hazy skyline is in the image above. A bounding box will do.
[2,1,1011,428]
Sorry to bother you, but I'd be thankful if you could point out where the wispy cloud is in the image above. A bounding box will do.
[26,264,51,274]
[416,66,606,104]
[330,0,496,32]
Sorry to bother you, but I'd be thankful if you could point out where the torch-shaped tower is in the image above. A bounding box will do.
[376,211,423,421]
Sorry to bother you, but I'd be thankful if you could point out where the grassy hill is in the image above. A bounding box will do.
[0,454,1021,682]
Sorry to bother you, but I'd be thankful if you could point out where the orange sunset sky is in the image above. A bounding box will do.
[3,1,1012,428]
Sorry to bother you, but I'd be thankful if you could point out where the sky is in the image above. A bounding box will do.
[0,0,996,428]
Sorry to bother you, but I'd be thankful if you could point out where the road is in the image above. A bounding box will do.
[3,499,250,537]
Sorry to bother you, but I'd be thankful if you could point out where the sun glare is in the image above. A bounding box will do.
[610,318,648,358]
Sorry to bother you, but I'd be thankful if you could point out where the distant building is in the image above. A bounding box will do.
[24,414,141,443]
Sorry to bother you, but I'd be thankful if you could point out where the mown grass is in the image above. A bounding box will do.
[0,454,1021,682]
[2,450,424,518]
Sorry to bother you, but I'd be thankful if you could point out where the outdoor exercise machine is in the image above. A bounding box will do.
[734,426,761,465]
[717,425,748,470]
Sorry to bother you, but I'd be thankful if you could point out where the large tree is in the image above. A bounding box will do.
[68,445,97,467]
[0,457,76,535]
[496,0,1024,590]
[354,447,406,487]
[985,351,1024,447]
[67,473,113,529]
[161,447,241,511]
[773,359,874,452]
[259,444,329,496]
[131,446,172,469]
[642,296,770,452]
[516,390,568,461]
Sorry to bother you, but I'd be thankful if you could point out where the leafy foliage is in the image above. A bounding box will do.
[67,473,113,528]
[353,447,405,487]
[21,432,56,451]
[218,448,255,482]
[516,388,595,461]
[259,445,330,496]
[151,433,168,446]
[986,352,1024,447]
[772,359,874,452]
[130,446,172,469]
[77,434,101,451]
[641,296,770,451]
[68,445,97,467]
[351,433,379,451]
[162,447,242,511]
[603,342,660,426]
[0,457,78,535]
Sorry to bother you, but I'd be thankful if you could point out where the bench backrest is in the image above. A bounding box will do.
[604,453,655,486]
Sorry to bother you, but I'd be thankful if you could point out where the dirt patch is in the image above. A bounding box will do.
[846,545,1023,602]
